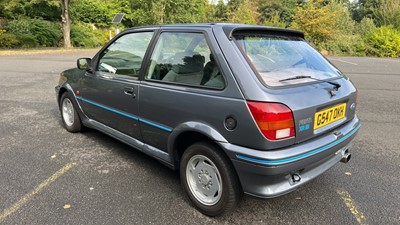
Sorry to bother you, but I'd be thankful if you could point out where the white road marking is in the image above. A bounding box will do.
[330,58,358,65]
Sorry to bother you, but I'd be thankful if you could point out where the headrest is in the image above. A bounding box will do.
[172,52,205,74]
[209,54,215,62]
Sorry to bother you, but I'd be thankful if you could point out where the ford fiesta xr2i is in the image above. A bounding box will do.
[55,24,361,216]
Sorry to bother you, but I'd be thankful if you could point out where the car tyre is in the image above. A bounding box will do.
[180,141,242,216]
[60,92,82,133]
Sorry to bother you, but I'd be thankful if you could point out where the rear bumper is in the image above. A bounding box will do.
[221,116,361,198]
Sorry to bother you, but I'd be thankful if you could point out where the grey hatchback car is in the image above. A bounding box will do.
[56,24,361,216]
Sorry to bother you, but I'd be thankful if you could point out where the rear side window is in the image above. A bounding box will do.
[233,33,342,87]
[146,32,225,89]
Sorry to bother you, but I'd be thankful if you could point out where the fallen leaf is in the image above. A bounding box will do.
[345,172,352,176]
[63,204,71,209]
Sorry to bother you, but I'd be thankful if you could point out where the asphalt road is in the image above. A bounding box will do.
[0,52,399,225]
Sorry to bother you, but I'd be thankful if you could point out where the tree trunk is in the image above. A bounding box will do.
[61,0,72,48]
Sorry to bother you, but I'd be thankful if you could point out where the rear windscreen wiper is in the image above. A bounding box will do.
[279,75,341,90]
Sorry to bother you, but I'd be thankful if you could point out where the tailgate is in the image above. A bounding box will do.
[290,79,357,144]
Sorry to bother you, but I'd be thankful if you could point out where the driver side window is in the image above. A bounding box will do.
[97,32,154,78]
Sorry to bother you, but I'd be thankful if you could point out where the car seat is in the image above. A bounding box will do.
[162,52,205,85]
[200,54,220,85]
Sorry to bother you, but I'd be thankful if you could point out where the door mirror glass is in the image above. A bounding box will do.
[77,58,92,71]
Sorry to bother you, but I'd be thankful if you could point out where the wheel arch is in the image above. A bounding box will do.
[168,122,229,168]
[57,87,68,106]
[57,83,88,122]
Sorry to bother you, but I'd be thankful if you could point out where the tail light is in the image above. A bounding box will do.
[247,101,295,140]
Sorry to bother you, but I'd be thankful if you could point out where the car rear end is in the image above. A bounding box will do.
[213,25,361,198]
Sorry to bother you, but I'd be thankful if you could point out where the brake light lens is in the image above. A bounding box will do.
[247,101,295,140]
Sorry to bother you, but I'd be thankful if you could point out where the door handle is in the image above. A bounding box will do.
[123,87,134,95]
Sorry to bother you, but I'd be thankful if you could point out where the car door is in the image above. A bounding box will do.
[80,31,155,140]
[139,29,239,152]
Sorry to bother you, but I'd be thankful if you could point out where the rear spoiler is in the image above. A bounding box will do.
[222,25,305,41]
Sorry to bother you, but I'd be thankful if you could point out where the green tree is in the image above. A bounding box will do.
[0,0,6,17]
[350,0,380,22]
[327,1,356,34]
[227,0,244,13]
[374,0,400,29]
[227,0,258,24]
[61,0,71,48]
[1,0,72,48]
[357,17,376,36]
[257,0,282,24]
[263,11,287,28]
[291,0,339,46]
[0,0,60,20]
[128,0,208,25]
[70,0,120,27]
[318,1,367,56]
[214,0,228,22]
[279,0,297,25]
[350,0,400,29]
[256,0,297,27]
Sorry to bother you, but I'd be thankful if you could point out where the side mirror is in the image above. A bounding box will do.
[77,58,92,71]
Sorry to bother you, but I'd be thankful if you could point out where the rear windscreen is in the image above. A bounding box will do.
[233,33,342,87]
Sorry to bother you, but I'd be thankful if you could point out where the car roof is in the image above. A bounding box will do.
[125,23,305,39]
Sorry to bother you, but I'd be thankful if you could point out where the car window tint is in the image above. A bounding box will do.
[146,32,225,89]
[97,32,153,78]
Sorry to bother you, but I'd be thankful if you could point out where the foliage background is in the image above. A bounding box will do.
[0,0,399,57]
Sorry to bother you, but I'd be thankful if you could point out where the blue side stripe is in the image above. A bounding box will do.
[139,119,173,132]
[76,96,172,133]
[236,124,361,165]
[77,96,139,120]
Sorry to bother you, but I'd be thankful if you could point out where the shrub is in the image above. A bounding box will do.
[94,29,113,46]
[16,34,39,48]
[4,18,62,47]
[320,34,366,56]
[0,32,19,48]
[71,22,102,48]
[366,26,400,57]
[30,20,62,47]
[357,17,376,37]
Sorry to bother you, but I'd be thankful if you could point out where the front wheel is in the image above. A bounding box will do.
[59,92,82,133]
[180,142,242,216]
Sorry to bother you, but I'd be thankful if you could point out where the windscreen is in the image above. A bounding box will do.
[233,33,342,87]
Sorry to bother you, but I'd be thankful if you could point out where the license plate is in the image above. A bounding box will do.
[314,103,346,129]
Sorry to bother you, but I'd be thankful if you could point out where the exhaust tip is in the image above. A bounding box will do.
[291,173,301,183]
[340,153,351,163]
